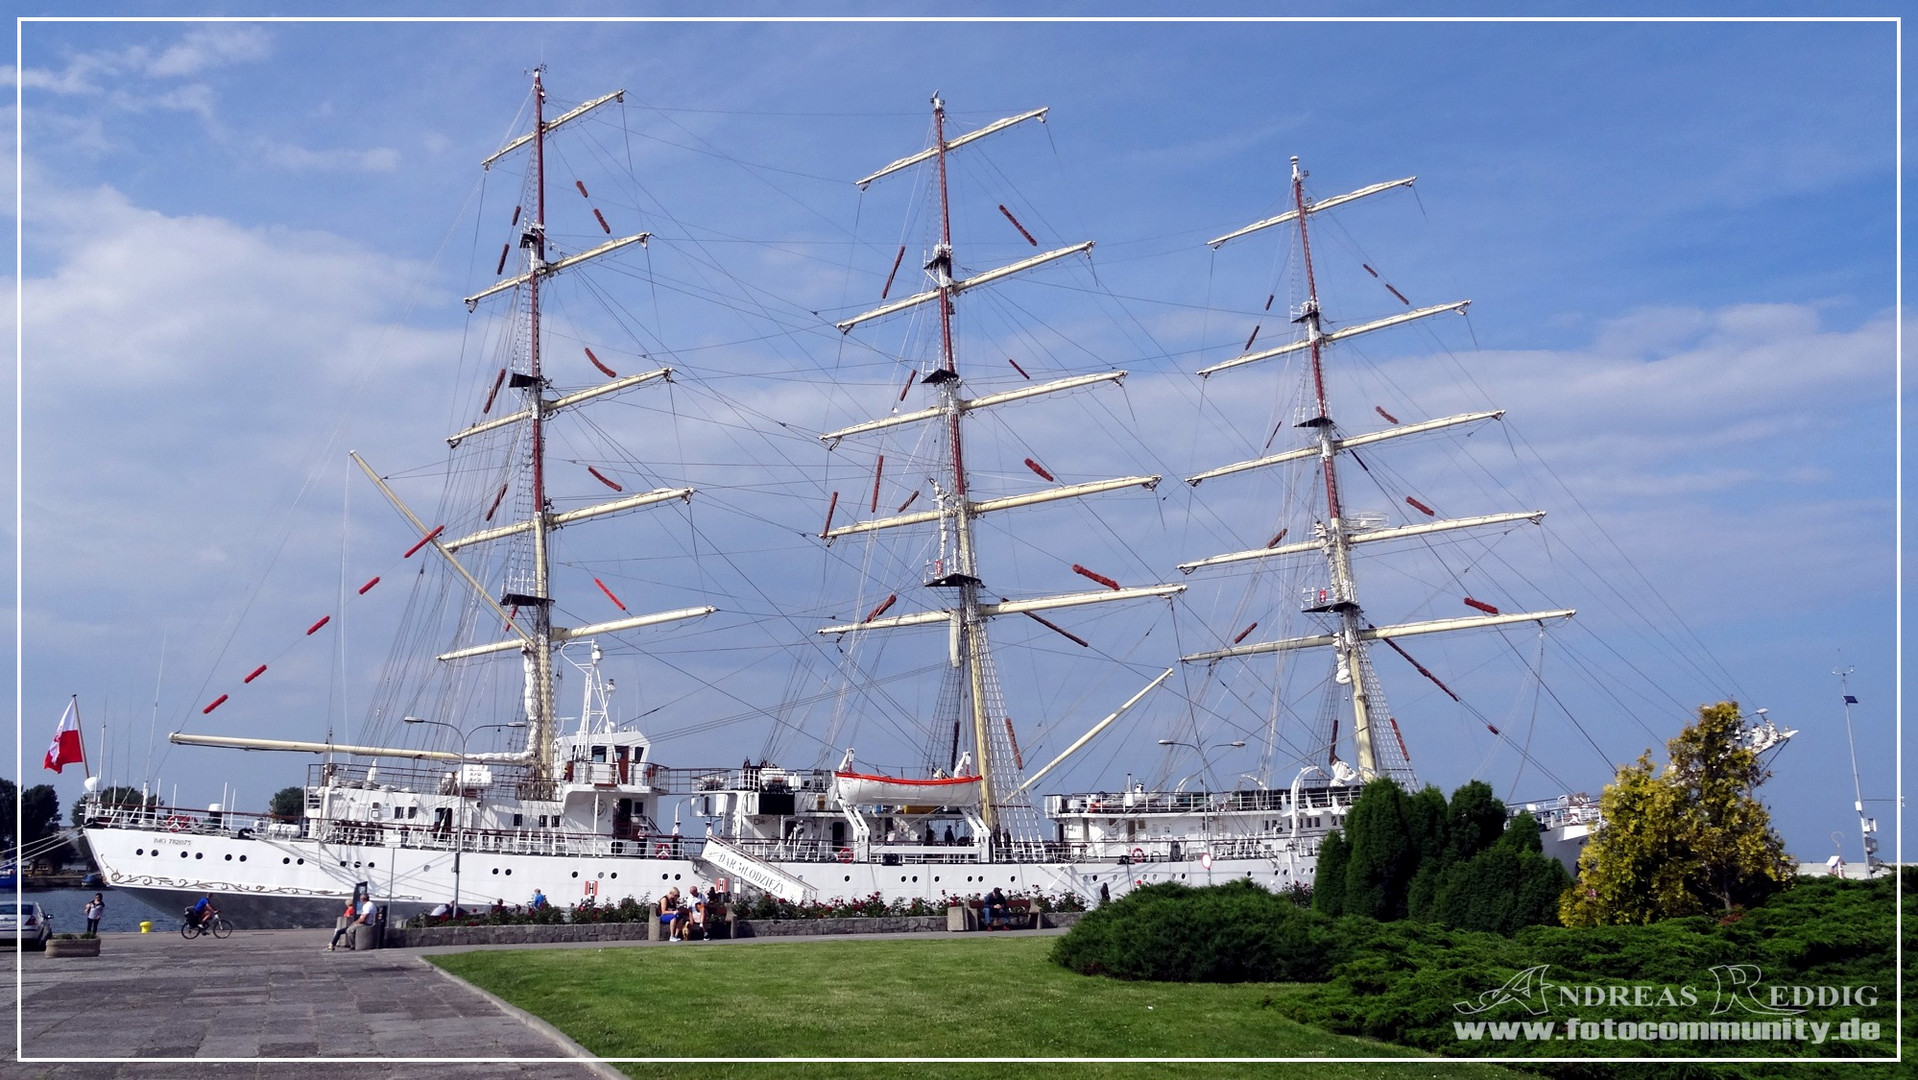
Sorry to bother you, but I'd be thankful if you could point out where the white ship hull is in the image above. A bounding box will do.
[86,818,1324,928]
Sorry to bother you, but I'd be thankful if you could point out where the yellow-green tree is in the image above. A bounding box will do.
[1560,701,1791,926]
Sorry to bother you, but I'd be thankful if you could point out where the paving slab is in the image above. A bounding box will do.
[7,931,620,1078]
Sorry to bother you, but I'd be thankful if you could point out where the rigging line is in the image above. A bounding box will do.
[1509,628,1548,797]
[1464,534,1687,735]
[1523,440,1744,697]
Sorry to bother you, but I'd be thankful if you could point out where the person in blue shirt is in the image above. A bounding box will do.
[189,895,217,930]
[530,889,548,910]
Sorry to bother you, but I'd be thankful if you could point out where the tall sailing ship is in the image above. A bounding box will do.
[83,78,1666,927]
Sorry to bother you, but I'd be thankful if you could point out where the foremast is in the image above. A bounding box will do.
[449,70,704,779]
[1183,157,1572,782]
[825,94,1180,844]
[161,72,710,774]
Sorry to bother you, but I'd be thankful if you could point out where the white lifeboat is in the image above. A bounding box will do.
[832,770,983,807]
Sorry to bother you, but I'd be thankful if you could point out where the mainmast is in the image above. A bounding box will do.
[524,68,558,776]
[1182,157,1572,782]
[1280,155,1391,778]
[827,94,1180,843]
[923,94,1000,833]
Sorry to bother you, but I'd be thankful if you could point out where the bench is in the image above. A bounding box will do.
[948,898,1037,931]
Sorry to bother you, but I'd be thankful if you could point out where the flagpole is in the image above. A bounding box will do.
[75,695,92,781]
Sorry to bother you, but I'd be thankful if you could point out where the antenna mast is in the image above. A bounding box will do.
[1834,667,1881,877]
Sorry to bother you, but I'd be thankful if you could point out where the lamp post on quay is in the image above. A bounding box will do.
[403,717,527,917]
[1156,738,1247,792]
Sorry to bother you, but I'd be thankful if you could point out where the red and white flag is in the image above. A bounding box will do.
[43,698,85,774]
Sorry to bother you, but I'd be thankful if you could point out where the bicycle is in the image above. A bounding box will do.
[180,912,232,939]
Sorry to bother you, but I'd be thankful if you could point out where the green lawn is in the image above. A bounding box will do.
[429,935,1531,1079]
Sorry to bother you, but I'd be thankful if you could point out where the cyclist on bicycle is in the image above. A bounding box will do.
[188,894,217,930]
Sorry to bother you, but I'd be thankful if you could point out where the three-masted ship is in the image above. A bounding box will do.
[83,80,1606,927]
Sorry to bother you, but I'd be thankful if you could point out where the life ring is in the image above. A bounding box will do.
[1129,846,1145,862]
[837,847,854,864]
[166,816,191,833]
[654,843,671,858]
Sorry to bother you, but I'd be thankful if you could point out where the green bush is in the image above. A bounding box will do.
[1051,879,1335,983]
[1279,875,1902,1065]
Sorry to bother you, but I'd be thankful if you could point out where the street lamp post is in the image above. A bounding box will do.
[404,717,527,917]
[1156,738,1247,792]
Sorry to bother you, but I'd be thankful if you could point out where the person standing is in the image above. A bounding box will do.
[83,893,104,935]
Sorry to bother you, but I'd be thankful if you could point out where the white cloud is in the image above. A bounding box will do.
[145,26,271,78]
[20,26,268,98]
[257,141,403,174]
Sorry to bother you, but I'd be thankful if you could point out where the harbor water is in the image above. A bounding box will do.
[26,887,181,934]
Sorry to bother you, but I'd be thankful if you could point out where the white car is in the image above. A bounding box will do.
[1,902,53,949]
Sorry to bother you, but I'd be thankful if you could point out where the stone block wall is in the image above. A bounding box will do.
[382,909,1082,948]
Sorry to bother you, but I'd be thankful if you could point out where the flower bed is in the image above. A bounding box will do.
[402,889,1083,931]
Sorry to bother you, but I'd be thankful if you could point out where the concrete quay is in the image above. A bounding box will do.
[7,928,622,1078]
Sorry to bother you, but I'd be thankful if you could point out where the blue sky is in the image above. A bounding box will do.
[9,17,1903,865]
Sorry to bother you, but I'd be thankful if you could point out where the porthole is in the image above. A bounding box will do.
[135,848,144,856]
[180,852,188,858]
[662,874,669,881]
[609,873,617,879]
[933,876,940,882]
[505,869,512,875]
[597,872,604,879]
[297,858,305,865]
[672,873,680,880]
[844,875,851,882]
[571,871,579,878]
[194,853,203,860]
[339,861,347,868]
[912,876,918,883]
[283,857,291,865]
[224,854,232,861]
[239,855,247,862]
[365,861,371,868]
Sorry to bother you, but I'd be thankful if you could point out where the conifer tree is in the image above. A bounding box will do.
[1402,785,1450,919]
[1340,778,1414,920]
[1312,830,1349,916]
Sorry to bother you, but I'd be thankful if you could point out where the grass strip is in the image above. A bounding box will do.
[430,934,1529,1078]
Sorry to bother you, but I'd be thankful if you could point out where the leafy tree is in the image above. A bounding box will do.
[20,785,61,850]
[1560,701,1791,926]
[0,778,14,849]
[71,785,154,826]
[270,786,306,820]
[17,784,75,870]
